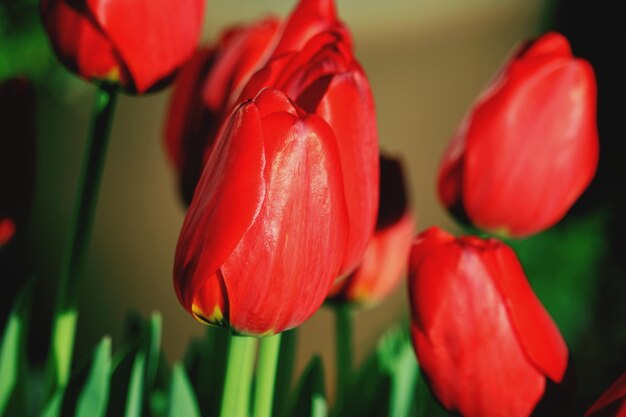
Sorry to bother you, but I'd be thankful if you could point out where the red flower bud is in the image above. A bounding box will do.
[164,18,281,204]
[328,155,415,305]
[166,0,378,275]
[1,78,36,248]
[438,32,599,237]
[164,0,350,204]
[585,372,626,417]
[41,0,205,93]
[173,88,349,336]
[408,227,568,417]
[241,30,379,274]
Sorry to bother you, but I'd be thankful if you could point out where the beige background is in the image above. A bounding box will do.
[33,0,545,395]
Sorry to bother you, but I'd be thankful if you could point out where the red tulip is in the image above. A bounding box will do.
[240,30,379,275]
[438,32,599,237]
[166,0,378,275]
[40,0,205,93]
[585,373,626,417]
[164,17,281,204]
[165,0,349,204]
[1,78,36,248]
[173,88,349,335]
[408,227,568,417]
[328,155,415,305]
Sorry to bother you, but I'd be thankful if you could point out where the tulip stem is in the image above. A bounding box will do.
[252,333,282,417]
[221,333,258,417]
[334,304,353,410]
[48,82,118,389]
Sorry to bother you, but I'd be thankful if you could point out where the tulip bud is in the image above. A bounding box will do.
[241,30,379,275]
[408,227,568,417]
[1,78,36,247]
[41,0,205,93]
[585,372,626,417]
[438,32,599,237]
[165,17,281,204]
[174,88,349,336]
[327,155,415,305]
[164,0,346,205]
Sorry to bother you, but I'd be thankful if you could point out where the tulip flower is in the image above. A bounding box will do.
[438,32,599,237]
[408,227,568,417]
[328,155,415,305]
[166,0,378,275]
[165,18,281,204]
[585,372,626,417]
[240,30,379,275]
[40,0,205,93]
[174,88,349,336]
[1,78,36,247]
[165,0,350,204]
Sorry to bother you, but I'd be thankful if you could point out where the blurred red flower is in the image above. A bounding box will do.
[438,32,599,237]
[328,155,415,305]
[408,227,568,417]
[41,0,205,93]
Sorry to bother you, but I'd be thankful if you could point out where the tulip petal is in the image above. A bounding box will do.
[585,372,626,417]
[86,0,205,93]
[273,0,343,56]
[315,68,379,274]
[480,243,569,383]
[202,17,281,111]
[221,90,349,334]
[462,38,598,237]
[174,102,266,313]
[41,0,120,82]
[410,240,545,417]
[164,47,217,203]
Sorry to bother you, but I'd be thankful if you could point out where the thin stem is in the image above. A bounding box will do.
[49,83,118,388]
[334,305,353,409]
[221,334,258,417]
[252,333,282,417]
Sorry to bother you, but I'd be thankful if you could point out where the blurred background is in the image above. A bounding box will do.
[2,0,624,412]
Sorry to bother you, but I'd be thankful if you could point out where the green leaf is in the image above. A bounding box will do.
[124,352,145,417]
[376,327,419,417]
[287,356,327,417]
[183,327,229,417]
[75,337,112,417]
[39,391,63,417]
[167,364,201,417]
[145,313,162,391]
[0,286,30,416]
[273,329,297,417]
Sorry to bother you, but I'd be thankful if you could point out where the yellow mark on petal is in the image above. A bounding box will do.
[192,304,223,326]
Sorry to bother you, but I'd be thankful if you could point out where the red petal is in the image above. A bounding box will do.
[273,0,345,57]
[461,37,598,237]
[315,68,379,274]
[202,17,281,111]
[164,47,214,174]
[585,373,626,417]
[87,0,205,93]
[409,230,546,417]
[479,241,568,383]
[221,89,349,335]
[173,101,266,312]
[331,212,415,304]
[41,0,120,82]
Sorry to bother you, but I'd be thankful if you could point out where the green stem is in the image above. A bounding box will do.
[252,333,282,417]
[334,305,353,410]
[49,83,118,388]
[221,334,258,417]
